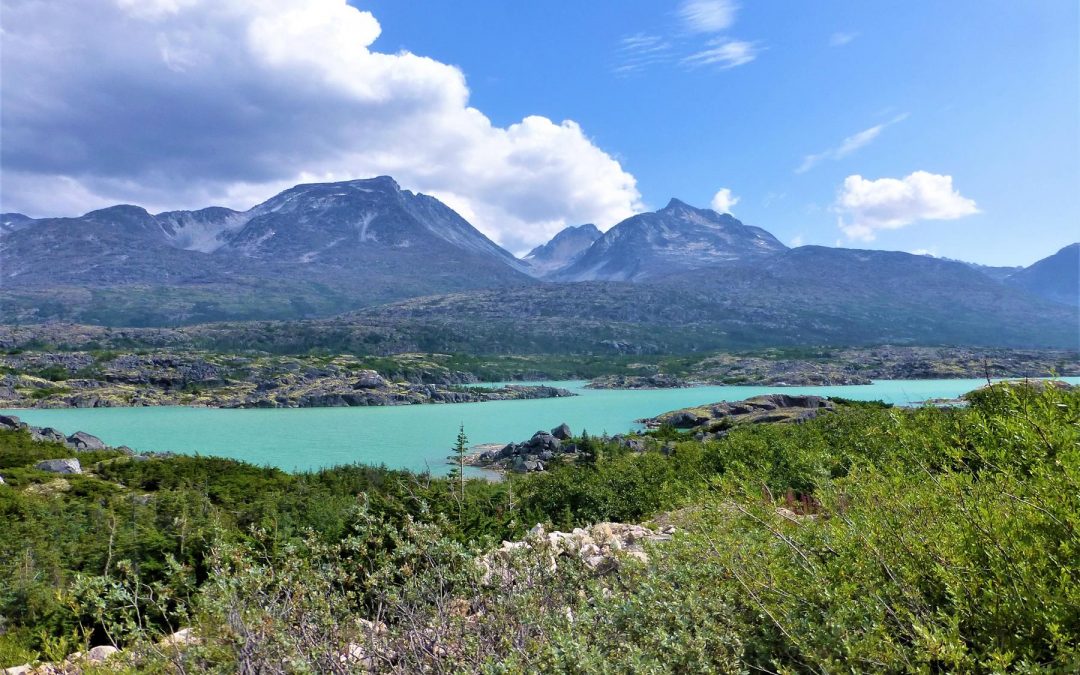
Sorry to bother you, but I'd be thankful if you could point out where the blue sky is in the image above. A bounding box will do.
[362,0,1078,265]
[1,1,1076,265]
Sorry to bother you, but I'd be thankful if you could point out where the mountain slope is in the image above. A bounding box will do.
[1005,243,1079,307]
[551,199,787,282]
[521,224,602,277]
[352,246,1079,351]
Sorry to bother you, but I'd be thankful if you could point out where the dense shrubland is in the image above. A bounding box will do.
[0,382,1077,672]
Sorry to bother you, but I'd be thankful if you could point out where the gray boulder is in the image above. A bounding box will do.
[526,431,561,452]
[67,431,106,450]
[0,414,24,431]
[551,422,573,440]
[34,458,82,474]
[30,427,67,444]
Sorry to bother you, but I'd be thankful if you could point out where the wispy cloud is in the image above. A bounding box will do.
[682,38,760,69]
[796,113,909,174]
[678,0,739,33]
[615,0,758,76]
[829,31,858,47]
[613,33,674,76]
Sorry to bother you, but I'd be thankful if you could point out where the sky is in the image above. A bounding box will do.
[1,0,1076,264]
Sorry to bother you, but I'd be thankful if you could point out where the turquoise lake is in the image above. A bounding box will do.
[5,378,1077,474]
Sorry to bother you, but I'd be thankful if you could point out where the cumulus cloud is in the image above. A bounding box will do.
[0,0,641,253]
[678,0,739,33]
[834,171,980,241]
[710,188,739,213]
[683,39,760,69]
[797,114,908,173]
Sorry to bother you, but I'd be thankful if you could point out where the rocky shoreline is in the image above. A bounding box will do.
[587,346,1080,388]
[0,351,573,409]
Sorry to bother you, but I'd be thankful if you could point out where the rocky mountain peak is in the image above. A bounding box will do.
[550,199,787,281]
[523,223,603,277]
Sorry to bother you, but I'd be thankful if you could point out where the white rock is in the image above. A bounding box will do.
[84,645,120,662]
[158,627,200,646]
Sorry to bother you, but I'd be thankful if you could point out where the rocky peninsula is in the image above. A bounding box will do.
[0,351,573,409]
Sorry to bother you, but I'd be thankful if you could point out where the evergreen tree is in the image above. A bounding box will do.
[452,423,468,518]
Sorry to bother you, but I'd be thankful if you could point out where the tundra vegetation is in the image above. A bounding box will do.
[0,381,1077,672]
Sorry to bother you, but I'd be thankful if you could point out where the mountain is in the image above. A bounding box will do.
[219,176,526,272]
[1005,243,1079,307]
[550,199,787,282]
[521,224,602,276]
[0,213,36,235]
[0,177,533,325]
[352,245,1079,351]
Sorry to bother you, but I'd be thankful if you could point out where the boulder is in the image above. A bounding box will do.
[158,628,200,647]
[352,370,389,389]
[34,458,82,474]
[0,414,23,431]
[30,426,67,444]
[0,475,5,485]
[67,430,106,450]
[551,422,573,440]
[526,431,561,451]
[84,645,120,663]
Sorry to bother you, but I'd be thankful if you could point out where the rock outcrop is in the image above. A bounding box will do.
[643,394,837,439]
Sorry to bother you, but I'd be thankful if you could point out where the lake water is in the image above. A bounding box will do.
[5,378,1076,474]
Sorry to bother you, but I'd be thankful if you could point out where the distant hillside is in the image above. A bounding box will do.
[1006,243,1079,307]
[351,246,1079,351]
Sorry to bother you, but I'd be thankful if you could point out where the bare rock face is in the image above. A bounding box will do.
[34,458,82,474]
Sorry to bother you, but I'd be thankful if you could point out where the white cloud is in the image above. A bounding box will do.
[710,188,740,213]
[797,114,908,173]
[834,171,980,241]
[682,39,760,69]
[678,0,739,33]
[790,234,804,247]
[0,0,642,253]
[829,32,858,47]
[614,33,674,76]
[909,247,938,257]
